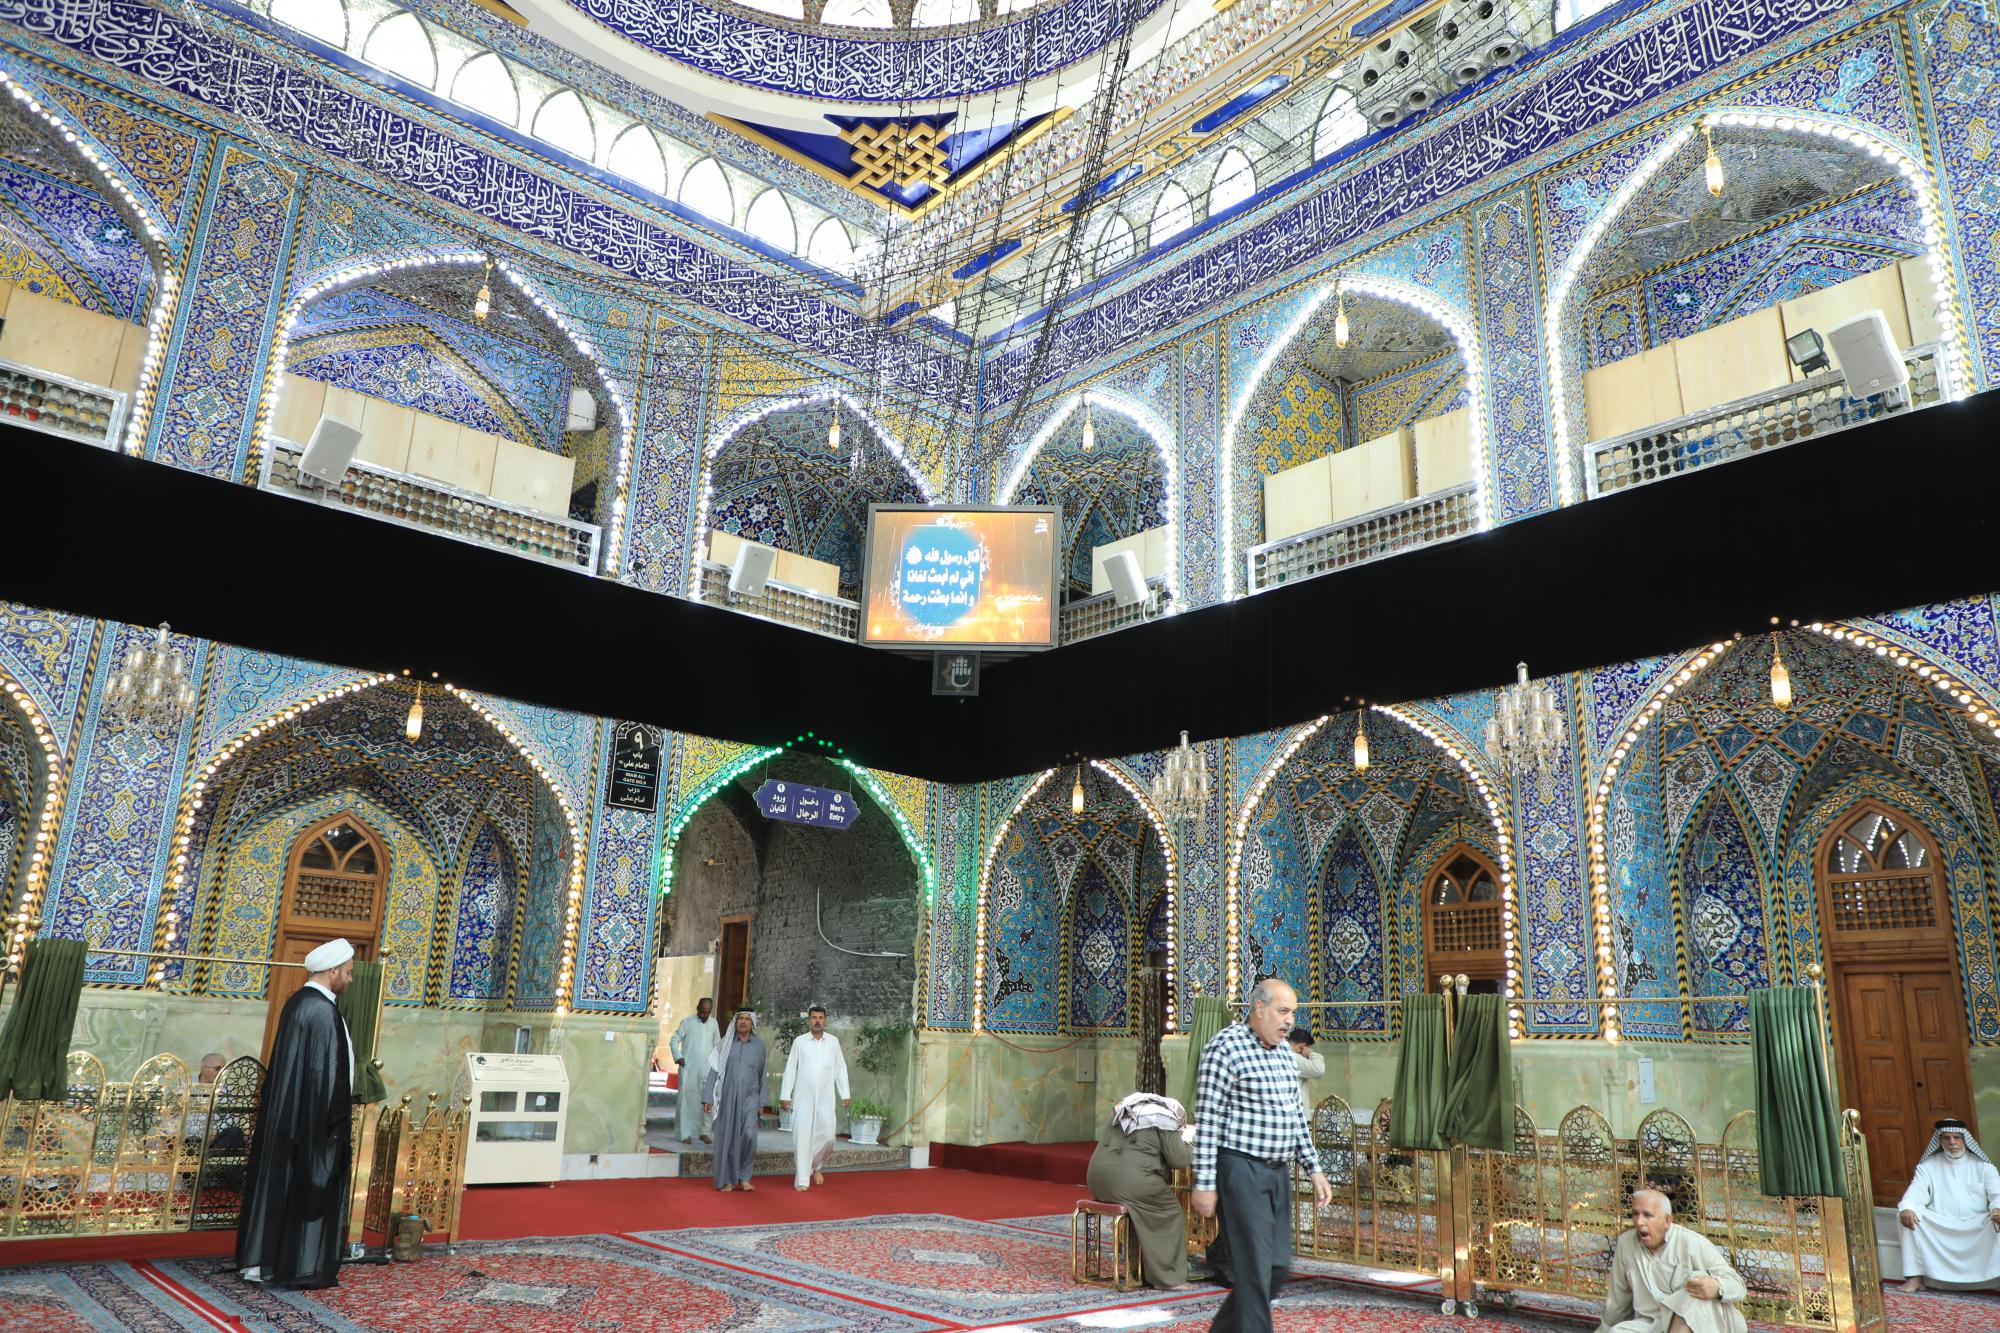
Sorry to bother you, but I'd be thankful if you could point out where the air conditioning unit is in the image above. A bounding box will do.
[1352,27,1442,129]
[1434,0,1543,87]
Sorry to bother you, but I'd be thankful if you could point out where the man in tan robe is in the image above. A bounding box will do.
[1596,1189,1747,1333]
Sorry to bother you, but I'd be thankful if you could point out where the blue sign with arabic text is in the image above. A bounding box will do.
[754,779,859,830]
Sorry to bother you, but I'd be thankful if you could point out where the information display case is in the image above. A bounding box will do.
[462,1052,568,1184]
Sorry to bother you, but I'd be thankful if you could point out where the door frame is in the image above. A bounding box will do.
[262,812,388,1061]
[717,913,753,1017]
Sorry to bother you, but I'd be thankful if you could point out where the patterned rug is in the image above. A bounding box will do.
[672,1143,909,1177]
[636,1213,1114,1322]
[0,1263,214,1332]
[157,1234,939,1331]
[988,1281,1582,1332]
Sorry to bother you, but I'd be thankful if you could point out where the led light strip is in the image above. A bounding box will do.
[1547,110,1974,507]
[2,677,69,978]
[250,254,636,575]
[998,391,1181,606]
[972,768,1056,1032]
[1218,274,1494,599]
[688,389,938,599]
[1088,759,1180,1032]
[0,72,181,458]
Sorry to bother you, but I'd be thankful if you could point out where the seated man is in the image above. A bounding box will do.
[1596,1188,1746,1333]
[1898,1118,2000,1292]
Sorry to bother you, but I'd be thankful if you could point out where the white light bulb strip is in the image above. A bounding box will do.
[689,390,938,599]
[998,390,1180,603]
[972,768,1056,1032]
[1219,275,1493,599]
[1805,623,2000,740]
[1548,110,1974,507]
[0,73,180,457]
[1089,759,1179,1032]
[1224,716,1328,1000]
[2,678,69,979]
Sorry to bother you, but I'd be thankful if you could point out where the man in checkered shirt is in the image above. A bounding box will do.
[1191,977,1331,1332]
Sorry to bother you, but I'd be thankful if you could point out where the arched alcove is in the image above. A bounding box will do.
[1547,110,1972,503]
[0,668,64,969]
[1000,393,1175,599]
[1222,276,1489,595]
[696,393,935,600]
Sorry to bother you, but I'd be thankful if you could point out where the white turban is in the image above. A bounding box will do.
[302,938,355,973]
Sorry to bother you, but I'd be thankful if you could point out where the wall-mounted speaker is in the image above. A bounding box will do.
[728,541,778,597]
[298,415,364,485]
[566,387,598,432]
[1826,310,1908,398]
[1104,550,1150,608]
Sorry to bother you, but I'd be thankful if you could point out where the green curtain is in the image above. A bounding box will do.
[1750,986,1844,1197]
[337,959,389,1103]
[1439,993,1515,1151]
[1177,995,1232,1113]
[1389,993,1448,1150]
[0,938,87,1100]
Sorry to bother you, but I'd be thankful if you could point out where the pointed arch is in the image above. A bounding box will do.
[745,189,798,253]
[0,64,184,456]
[532,89,597,161]
[253,250,638,572]
[269,0,349,47]
[1668,785,1774,1038]
[1207,148,1256,216]
[607,124,669,195]
[678,156,734,223]
[998,389,1177,593]
[690,388,939,597]
[363,11,437,87]
[0,667,68,974]
[450,51,519,126]
[1544,108,1974,505]
[1219,273,1493,597]
[1149,183,1193,249]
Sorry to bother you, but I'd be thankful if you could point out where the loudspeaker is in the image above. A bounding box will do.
[298,415,364,485]
[728,541,778,597]
[566,386,598,432]
[1104,550,1150,608]
[1826,310,1908,398]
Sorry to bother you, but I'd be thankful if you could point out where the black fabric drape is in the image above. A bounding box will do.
[0,937,87,1100]
[235,986,354,1287]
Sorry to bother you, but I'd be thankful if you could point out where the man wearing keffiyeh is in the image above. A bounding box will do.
[1898,1118,2000,1292]
[1086,1092,1195,1288]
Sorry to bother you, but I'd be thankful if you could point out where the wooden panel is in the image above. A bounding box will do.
[271,376,328,446]
[319,385,369,429]
[1413,408,1474,494]
[1089,525,1169,594]
[1902,973,1974,1135]
[1838,968,1919,1206]
[1584,344,1685,441]
[1899,256,1942,348]
[706,528,842,597]
[1262,453,1332,543]
[489,437,577,516]
[111,321,148,395]
[1673,306,1790,414]
[0,290,124,384]
[358,395,415,474]
[0,279,13,319]
[1780,266,1911,381]
[450,424,501,495]
[1328,428,1415,523]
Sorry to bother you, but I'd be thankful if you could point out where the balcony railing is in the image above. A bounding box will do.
[260,439,601,572]
[1246,482,1477,593]
[695,561,861,642]
[1584,342,1945,499]
[1060,577,1169,645]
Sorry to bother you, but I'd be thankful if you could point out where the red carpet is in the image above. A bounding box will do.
[458,1166,1085,1239]
[930,1140,1095,1186]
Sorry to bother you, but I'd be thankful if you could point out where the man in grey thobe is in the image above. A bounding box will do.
[704,1009,766,1191]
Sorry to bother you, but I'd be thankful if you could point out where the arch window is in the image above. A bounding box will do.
[1207,147,1256,217]
[913,0,979,23]
[740,0,804,12]
[679,157,734,224]
[1314,89,1366,160]
[533,89,598,161]
[1091,213,1135,275]
[607,125,669,194]
[1822,802,1945,942]
[928,298,957,328]
[808,217,858,273]
[1150,183,1193,248]
[821,0,893,25]
[363,12,438,88]
[745,189,798,253]
[268,813,388,1052]
[1422,844,1504,990]
[269,0,348,47]
[450,52,519,125]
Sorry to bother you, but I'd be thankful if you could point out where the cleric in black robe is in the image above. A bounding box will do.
[235,937,357,1288]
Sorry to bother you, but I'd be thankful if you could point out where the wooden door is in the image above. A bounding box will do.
[717,915,752,1016]
[261,814,387,1062]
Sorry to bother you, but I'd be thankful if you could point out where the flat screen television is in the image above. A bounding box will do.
[860,505,1061,650]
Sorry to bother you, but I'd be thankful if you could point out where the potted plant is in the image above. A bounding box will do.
[848,1097,889,1145]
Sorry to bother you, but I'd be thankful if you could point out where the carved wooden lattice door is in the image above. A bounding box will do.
[1422,844,1505,993]
[261,813,387,1062]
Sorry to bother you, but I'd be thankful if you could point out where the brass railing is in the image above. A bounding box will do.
[1246,482,1477,593]
[0,1052,470,1249]
[1582,343,1945,500]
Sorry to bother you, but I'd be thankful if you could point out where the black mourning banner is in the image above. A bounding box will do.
[608,721,661,811]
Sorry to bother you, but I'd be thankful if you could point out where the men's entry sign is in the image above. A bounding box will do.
[754,779,858,830]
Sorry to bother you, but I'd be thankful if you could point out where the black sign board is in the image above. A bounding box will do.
[607,721,661,811]
[932,650,981,697]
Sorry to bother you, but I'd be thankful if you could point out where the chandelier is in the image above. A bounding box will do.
[1150,730,1210,830]
[105,623,198,730]
[1483,661,1564,783]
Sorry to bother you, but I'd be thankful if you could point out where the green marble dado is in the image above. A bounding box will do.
[50,992,656,1157]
